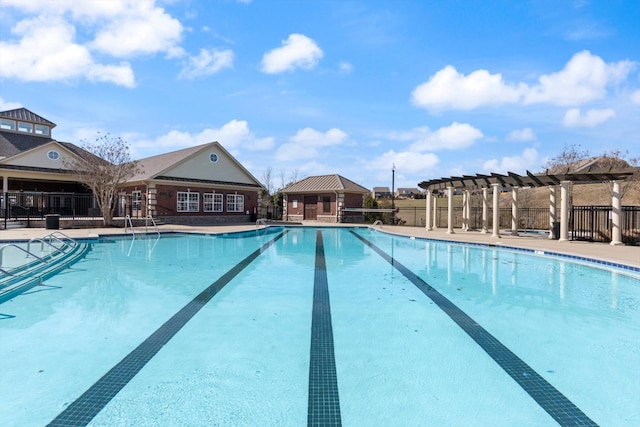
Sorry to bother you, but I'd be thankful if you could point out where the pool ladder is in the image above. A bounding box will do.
[372,220,383,229]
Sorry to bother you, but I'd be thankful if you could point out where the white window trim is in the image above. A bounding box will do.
[177,191,200,212]
[203,193,223,212]
[226,194,244,212]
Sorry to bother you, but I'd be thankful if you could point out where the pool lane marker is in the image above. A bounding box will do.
[307,230,342,426]
[350,230,598,427]
[47,230,287,427]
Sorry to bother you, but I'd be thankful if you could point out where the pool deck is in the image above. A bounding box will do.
[1,222,638,269]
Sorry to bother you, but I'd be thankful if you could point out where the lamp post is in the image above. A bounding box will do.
[391,164,395,225]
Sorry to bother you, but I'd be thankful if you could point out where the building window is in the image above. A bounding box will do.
[292,199,298,208]
[226,194,244,212]
[35,124,49,135]
[0,119,16,130]
[323,196,331,213]
[132,191,142,211]
[18,122,33,133]
[203,193,223,212]
[47,150,60,160]
[209,153,218,163]
[177,191,199,212]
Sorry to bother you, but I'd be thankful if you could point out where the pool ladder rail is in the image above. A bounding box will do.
[125,215,161,239]
[0,232,91,304]
[372,219,384,229]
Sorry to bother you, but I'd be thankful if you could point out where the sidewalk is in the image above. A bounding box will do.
[1,223,638,269]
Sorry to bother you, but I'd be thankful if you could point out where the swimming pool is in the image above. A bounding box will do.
[1,227,638,426]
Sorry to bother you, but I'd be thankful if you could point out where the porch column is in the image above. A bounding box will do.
[559,180,570,242]
[511,186,519,236]
[425,189,432,231]
[610,180,623,246]
[549,185,557,239]
[447,186,454,234]
[481,187,488,233]
[1,176,7,209]
[492,183,500,238]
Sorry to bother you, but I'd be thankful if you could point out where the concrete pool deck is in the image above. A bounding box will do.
[1,222,638,269]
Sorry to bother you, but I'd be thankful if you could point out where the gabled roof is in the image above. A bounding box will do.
[128,141,264,189]
[0,130,55,158]
[0,108,56,127]
[282,174,370,193]
[373,186,391,192]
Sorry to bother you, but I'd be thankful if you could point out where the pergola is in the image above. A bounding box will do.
[418,167,639,245]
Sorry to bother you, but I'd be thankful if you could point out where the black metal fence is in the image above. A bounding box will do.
[387,205,640,245]
[1,192,98,221]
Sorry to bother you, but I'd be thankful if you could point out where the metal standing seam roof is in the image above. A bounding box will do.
[0,108,57,127]
[281,174,370,193]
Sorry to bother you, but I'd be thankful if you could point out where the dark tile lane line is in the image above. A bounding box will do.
[350,230,598,427]
[307,230,342,427]
[47,231,287,427]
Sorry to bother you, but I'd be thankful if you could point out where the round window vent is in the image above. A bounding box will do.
[209,153,218,163]
[47,150,60,160]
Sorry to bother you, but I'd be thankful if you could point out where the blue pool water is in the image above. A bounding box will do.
[0,227,638,426]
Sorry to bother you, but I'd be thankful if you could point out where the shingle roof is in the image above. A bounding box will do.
[0,130,55,158]
[281,174,370,193]
[0,108,56,127]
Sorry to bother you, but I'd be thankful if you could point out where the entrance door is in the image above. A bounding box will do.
[304,195,317,220]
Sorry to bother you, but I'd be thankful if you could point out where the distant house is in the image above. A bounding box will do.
[396,187,421,198]
[372,186,392,199]
[281,174,370,223]
[0,107,264,225]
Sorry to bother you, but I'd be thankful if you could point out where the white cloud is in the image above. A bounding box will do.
[0,0,186,86]
[389,122,483,152]
[0,97,22,110]
[411,65,524,111]
[370,150,439,174]
[411,51,636,111]
[339,61,353,74]
[631,90,640,105]
[0,16,135,87]
[562,108,616,127]
[132,120,274,153]
[276,127,347,161]
[506,128,535,142]
[524,51,635,106]
[261,34,323,74]
[178,48,234,79]
[482,148,539,174]
[89,1,183,58]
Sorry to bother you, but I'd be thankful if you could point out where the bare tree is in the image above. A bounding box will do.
[544,143,591,173]
[64,133,142,226]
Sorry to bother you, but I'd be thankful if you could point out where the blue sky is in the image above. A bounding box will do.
[1,0,638,191]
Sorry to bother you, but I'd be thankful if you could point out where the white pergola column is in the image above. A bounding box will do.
[511,186,519,236]
[465,189,471,230]
[492,183,500,238]
[432,194,438,229]
[559,180,570,242]
[447,186,454,234]
[481,187,488,233]
[549,185,557,239]
[611,180,623,246]
[461,190,468,231]
[425,189,432,231]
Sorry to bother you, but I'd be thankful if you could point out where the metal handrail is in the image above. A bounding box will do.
[44,231,78,248]
[125,215,135,240]
[256,218,267,228]
[372,219,383,229]
[145,214,160,237]
[0,244,46,269]
[27,237,69,255]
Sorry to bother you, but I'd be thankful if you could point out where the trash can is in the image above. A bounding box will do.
[45,214,60,230]
[552,222,560,240]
